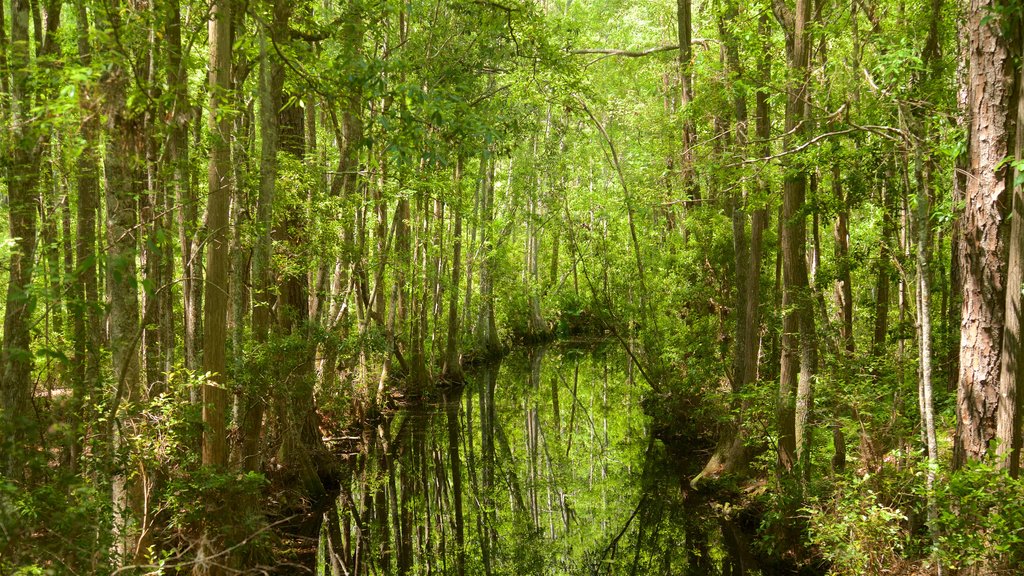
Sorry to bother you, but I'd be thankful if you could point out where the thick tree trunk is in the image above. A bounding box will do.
[955,0,1017,467]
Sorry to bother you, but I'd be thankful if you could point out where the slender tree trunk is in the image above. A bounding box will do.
[774,0,816,480]
[202,0,232,474]
[996,47,1024,477]
[676,0,697,236]
[443,158,465,381]
[832,163,852,472]
[70,19,102,472]
[873,168,896,358]
[477,155,500,357]
[1,0,43,477]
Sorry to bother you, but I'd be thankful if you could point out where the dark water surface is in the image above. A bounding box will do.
[318,343,758,575]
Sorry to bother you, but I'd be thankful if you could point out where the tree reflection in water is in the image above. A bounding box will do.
[319,343,760,575]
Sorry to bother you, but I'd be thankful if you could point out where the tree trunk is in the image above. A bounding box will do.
[676,0,697,232]
[101,1,145,557]
[202,0,232,474]
[996,44,1024,477]
[1,0,43,478]
[477,155,501,357]
[955,0,1016,467]
[774,0,817,479]
[69,1,102,470]
[443,158,465,382]
[694,1,763,484]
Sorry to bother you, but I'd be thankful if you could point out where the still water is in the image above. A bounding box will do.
[318,343,758,575]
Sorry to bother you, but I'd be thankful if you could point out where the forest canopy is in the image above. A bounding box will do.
[1,0,1024,574]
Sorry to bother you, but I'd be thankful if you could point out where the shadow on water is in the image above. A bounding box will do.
[316,342,763,575]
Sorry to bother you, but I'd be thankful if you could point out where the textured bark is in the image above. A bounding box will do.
[955,0,1016,467]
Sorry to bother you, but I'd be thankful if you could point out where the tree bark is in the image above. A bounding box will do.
[955,0,1017,467]
[202,0,232,471]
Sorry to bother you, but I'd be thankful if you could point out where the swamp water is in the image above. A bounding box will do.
[318,343,761,575]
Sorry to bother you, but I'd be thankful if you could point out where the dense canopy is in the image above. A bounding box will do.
[1,0,1023,574]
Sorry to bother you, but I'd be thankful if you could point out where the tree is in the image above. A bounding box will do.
[1,0,43,477]
[955,0,1019,468]
[772,0,818,480]
[202,0,232,473]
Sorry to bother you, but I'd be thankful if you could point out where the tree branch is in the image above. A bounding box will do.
[570,40,711,58]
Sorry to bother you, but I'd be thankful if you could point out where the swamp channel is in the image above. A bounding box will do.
[314,342,767,576]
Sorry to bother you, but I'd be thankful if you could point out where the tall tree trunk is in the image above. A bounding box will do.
[694,1,763,483]
[477,155,500,357]
[101,0,145,559]
[773,0,817,480]
[832,163,852,472]
[676,0,697,236]
[69,0,102,470]
[996,44,1024,477]
[203,0,232,471]
[955,0,1017,467]
[443,158,465,382]
[1,0,43,478]
[242,0,290,473]
[912,134,943,575]
[873,167,896,361]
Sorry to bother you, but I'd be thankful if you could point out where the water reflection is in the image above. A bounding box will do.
[319,343,758,575]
